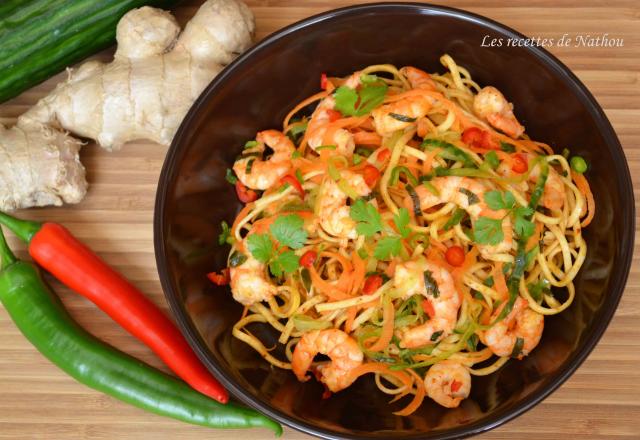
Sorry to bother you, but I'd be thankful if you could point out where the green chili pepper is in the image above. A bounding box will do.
[0,228,282,437]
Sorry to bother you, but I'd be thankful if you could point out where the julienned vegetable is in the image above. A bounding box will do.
[0,0,181,103]
[0,227,281,437]
[0,212,228,403]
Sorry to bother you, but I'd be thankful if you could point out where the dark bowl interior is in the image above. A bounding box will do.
[154,3,634,439]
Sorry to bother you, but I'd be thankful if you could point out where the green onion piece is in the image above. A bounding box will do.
[357,247,369,259]
[422,181,439,196]
[353,154,363,165]
[316,144,337,151]
[300,268,312,292]
[337,179,359,200]
[389,112,417,123]
[484,150,500,169]
[421,138,475,167]
[355,147,373,157]
[430,330,444,341]
[423,270,440,298]
[390,166,419,186]
[245,158,255,174]
[570,156,588,173]
[483,275,495,287]
[562,148,570,159]
[328,163,341,181]
[459,188,479,205]
[291,151,302,159]
[293,315,332,332]
[408,233,429,248]
[435,167,493,179]
[295,169,304,184]
[225,168,238,184]
[405,184,422,217]
[244,140,258,148]
[443,208,466,231]
[229,251,248,267]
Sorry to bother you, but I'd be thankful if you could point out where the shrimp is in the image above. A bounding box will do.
[372,95,434,136]
[233,130,294,190]
[292,329,363,392]
[306,96,355,155]
[317,170,371,239]
[400,66,438,91]
[497,155,565,211]
[482,297,544,358]
[407,177,513,257]
[473,86,524,139]
[229,248,277,306]
[424,361,471,408]
[394,258,460,348]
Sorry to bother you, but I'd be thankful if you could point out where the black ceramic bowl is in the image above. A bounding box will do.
[154,3,634,439]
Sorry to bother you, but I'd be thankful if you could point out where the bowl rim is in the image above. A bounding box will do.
[154,2,635,439]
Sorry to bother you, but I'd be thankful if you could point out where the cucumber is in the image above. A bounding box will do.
[0,0,181,103]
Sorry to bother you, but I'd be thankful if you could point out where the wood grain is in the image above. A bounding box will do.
[1,1,639,439]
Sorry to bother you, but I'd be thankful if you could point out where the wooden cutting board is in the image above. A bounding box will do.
[1,1,638,439]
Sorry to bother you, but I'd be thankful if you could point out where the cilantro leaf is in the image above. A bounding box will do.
[374,236,402,260]
[485,190,516,211]
[333,79,388,117]
[218,221,230,245]
[474,217,504,245]
[514,206,534,218]
[500,142,516,153]
[514,214,535,240]
[270,214,307,249]
[246,233,273,263]
[394,208,411,238]
[269,250,300,277]
[350,199,383,237]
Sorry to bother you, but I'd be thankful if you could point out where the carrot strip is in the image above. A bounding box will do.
[572,171,595,227]
[353,131,382,146]
[492,262,508,301]
[344,306,358,333]
[350,251,366,295]
[283,90,328,129]
[394,369,426,416]
[366,299,395,352]
[308,265,349,300]
[231,204,253,236]
[348,363,413,392]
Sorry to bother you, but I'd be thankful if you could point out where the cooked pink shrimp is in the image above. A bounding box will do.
[394,258,460,348]
[424,361,471,408]
[497,155,565,211]
[229,250,276,306]
[482,297,544,358]
[306,96,355,155]
[400,66,438,91]
[292,329,363,392]
[233,130,294,190]
[473,86,524,139]
[407,177,513,257]
[317,170,371,239]
[372,95,434,136]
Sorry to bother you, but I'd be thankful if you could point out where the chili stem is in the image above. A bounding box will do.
[0,212,42,243]
[0,226,16,269]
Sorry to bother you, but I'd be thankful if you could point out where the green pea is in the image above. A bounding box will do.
[570,156,588,173]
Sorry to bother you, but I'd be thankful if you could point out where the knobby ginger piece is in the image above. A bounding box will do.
[1,0,254,211]
[19,0,255,151]
[0,124,86,211]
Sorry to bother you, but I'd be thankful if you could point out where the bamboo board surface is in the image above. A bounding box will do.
[1,1,639,439]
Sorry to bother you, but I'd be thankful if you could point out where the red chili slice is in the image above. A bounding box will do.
[327,109,342,122]
[376,148,391,163]
[320,73,328,90]
[451,379,462,393]
[362,165,381,188]
[300,250,317,268]
[280,174,305,197]
[462,127,499,150]
[445,246,465,267]
[207,268,230,286]
[235,181,258,203]
[511,153,528,174]
[421,298,435,319]
[363,274,383,295]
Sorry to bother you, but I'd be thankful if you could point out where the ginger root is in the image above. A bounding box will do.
[1,0,254,211]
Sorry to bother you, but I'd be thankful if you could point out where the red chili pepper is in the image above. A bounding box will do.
[300,250,317,268]
[327,109,342,122]
[320,73,328,90]
[0,213,228,404]
[207,269,229,285]
[511,153,528,174]
[462,127,499,150]
[280,174,305,197]
[376,148,391,163]
[451,379,462,393]
[235,180,258,203]
[421,298,435,319]
[363,274,383,295]
[445,246,465,267]
[362,165,381,187]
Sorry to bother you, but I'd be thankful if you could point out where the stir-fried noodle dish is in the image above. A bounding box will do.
[209,55,595,413]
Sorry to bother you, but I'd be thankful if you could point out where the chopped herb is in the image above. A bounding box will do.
[430,330,444,342]
[473,217,504,245]
[229,251,248,267]
[393,208,411,238]
[484,150,500,169]
[300,268,312,292]
[333,79,388,116]
[246,233,273,263]
[483,275,495,287]
[244,140,258,148]
[527,279,550,302]
[350,199,383,237]
[291,150,302,159]
[510,337,525,358]
[423,270,440,298]
[225,168,238,185]
[466,334,479,351]
[485,190,516,211]
[295,169,304,184]
[514,213,536,240]
[459,188,479,205]
[525,245,540,269]
[443,208,466,231]
[422,181,439,196]
[405,184,422,218]
[357,247,369,260]
[500,141,516,153]
[389,112,417,123]
[353,154,363,165]
[374,236,402,260]
[354,147,373,157]
[269,250,300,277]
[218,221,231,245]
[389,166,419,186]
[270,214,308,249]
[421,138,475,167]
[245,157,255,174]
[286,121,308,144]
